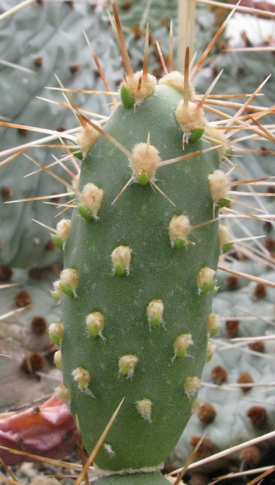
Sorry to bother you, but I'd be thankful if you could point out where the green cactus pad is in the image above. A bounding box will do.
[61,84,221,475]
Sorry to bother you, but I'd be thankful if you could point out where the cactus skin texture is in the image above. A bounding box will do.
[59,77,222,483]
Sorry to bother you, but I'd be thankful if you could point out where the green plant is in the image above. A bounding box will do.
[1,1,275,484]
[46,4,275,482]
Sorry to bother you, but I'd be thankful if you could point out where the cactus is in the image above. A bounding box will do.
[51,12,275,484]
[1,1,275,483]
[44,5,245,482]
[61,98,221,480]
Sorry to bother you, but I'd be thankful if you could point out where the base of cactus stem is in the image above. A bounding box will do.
[96,472,171,484]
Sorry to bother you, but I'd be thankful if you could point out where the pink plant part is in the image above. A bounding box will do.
[0,394,77,465]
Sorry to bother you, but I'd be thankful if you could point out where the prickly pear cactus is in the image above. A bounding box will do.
[46,6,233,477]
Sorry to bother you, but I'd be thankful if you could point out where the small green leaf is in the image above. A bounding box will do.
[60,282,74,298]
[51,234,63,250]
[137,171,150,185]
[49,333,61,345]
[87,324,99,338]
[120,85,135,109]
[114,263,125,276]
[69,146,83,161]
[151,315,161,327]
[217,198,231,208]
[67,187,76,199]
[176,346,187,358]
[78,204,93,221]
[222,241,234,254]
[200,281,215,294]
[50,291,61,303]
[174,238,185,249]
[213,286,219,295]
[189,128,205,144]
[209,326,220,338]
